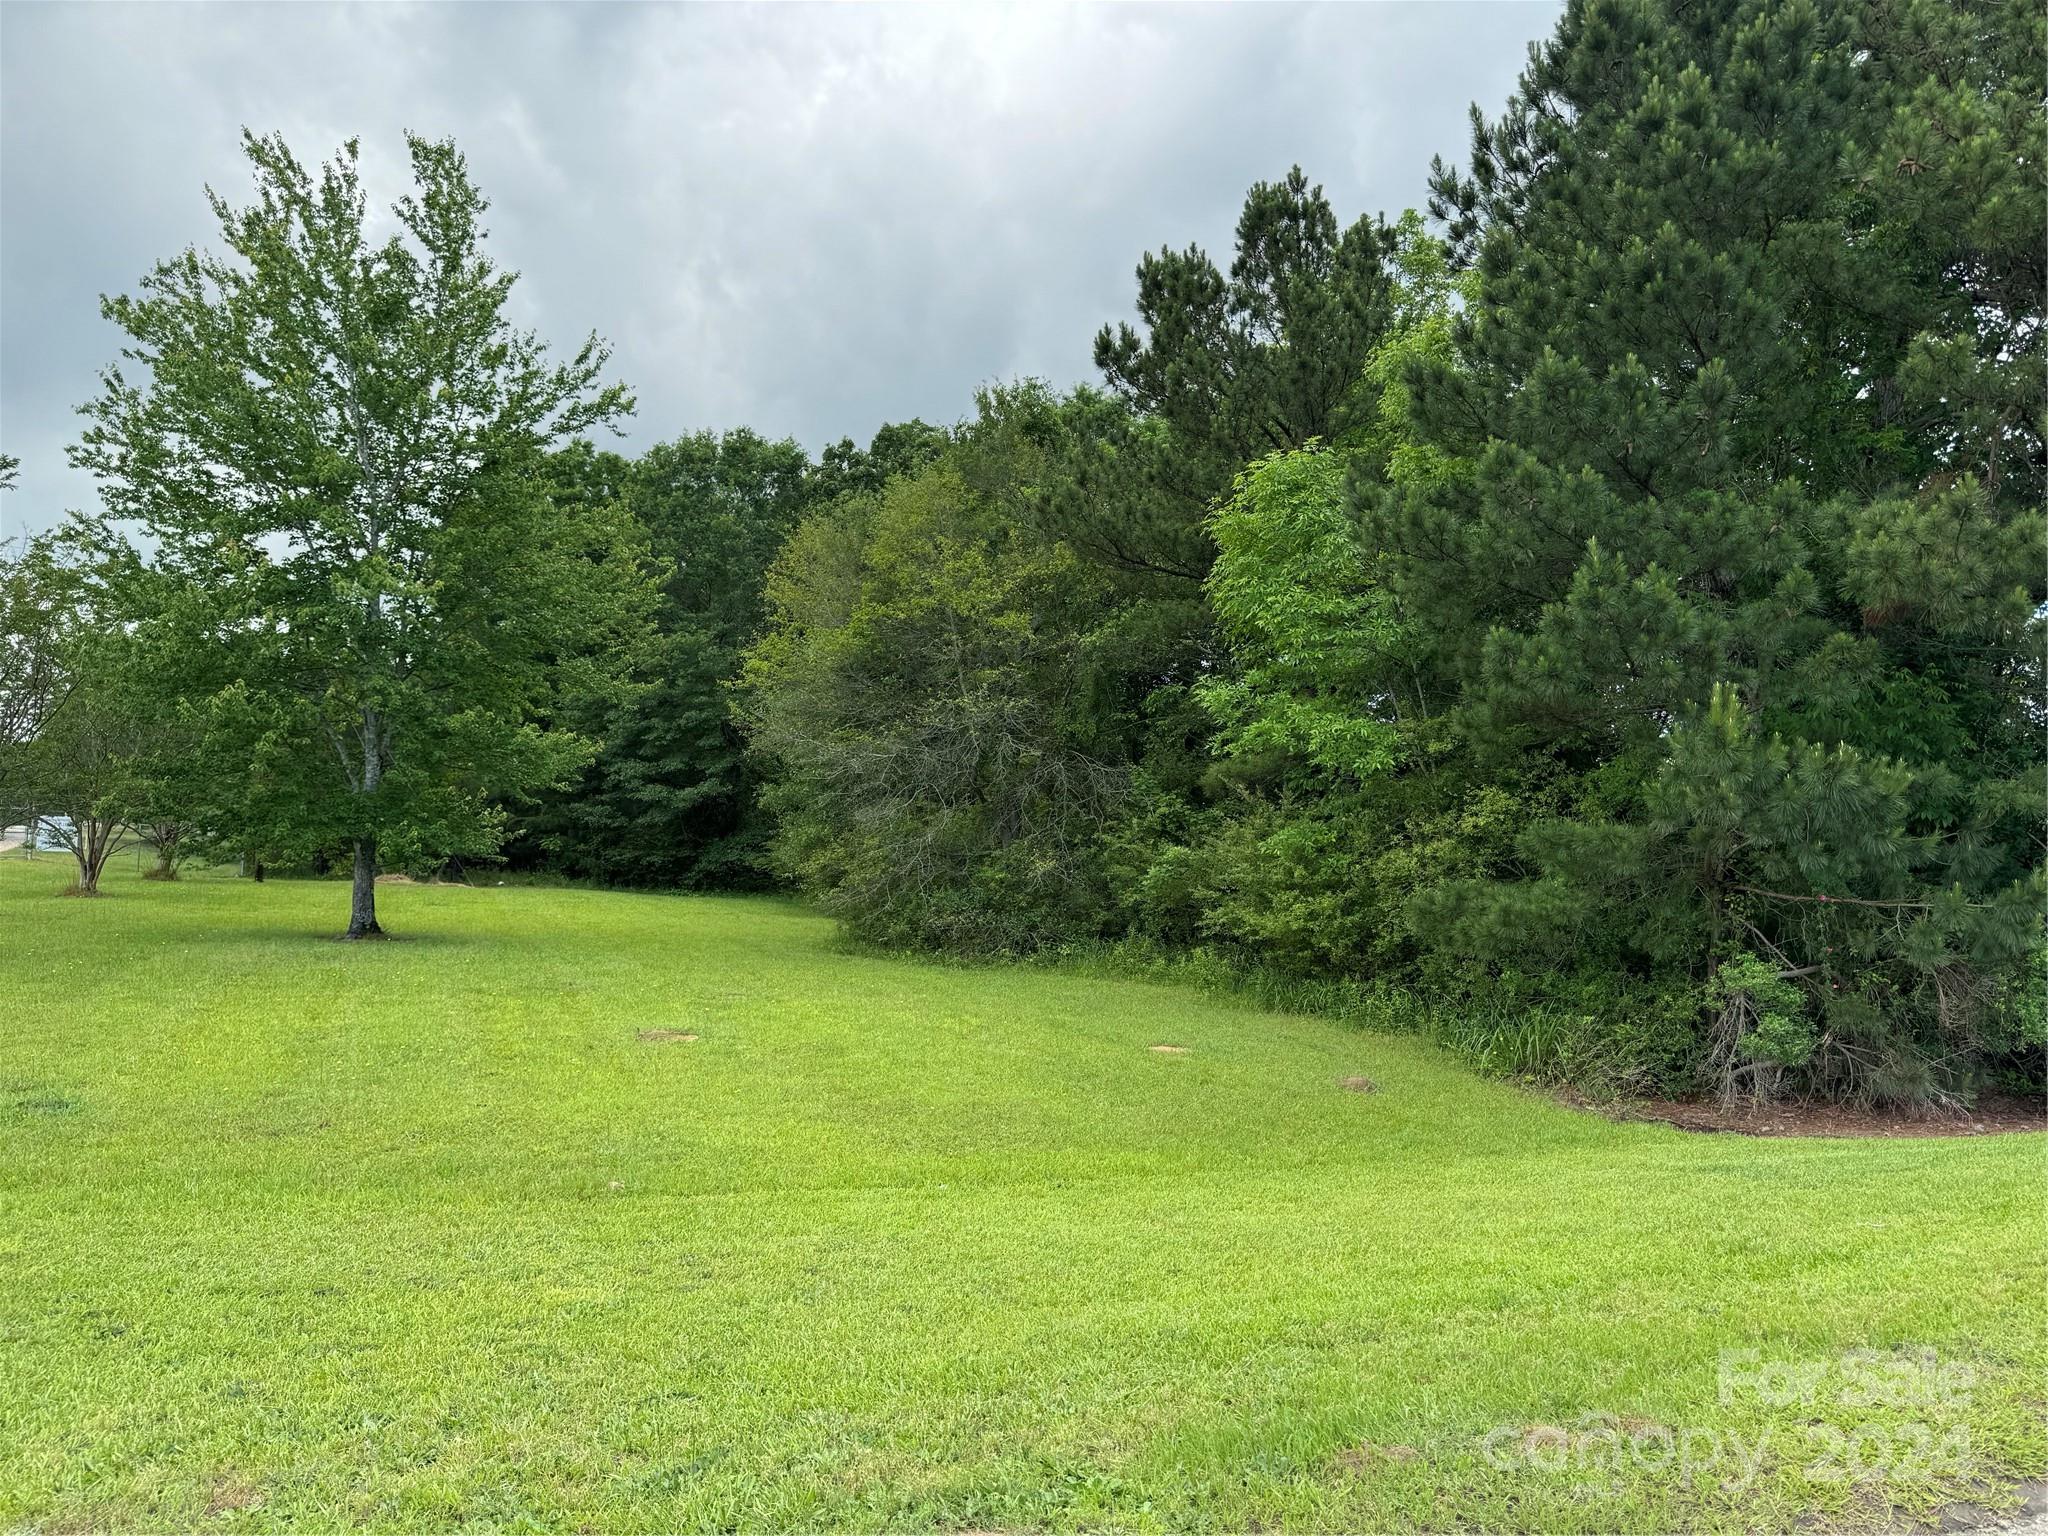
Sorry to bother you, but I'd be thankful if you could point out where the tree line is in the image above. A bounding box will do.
[2,0,2040,1106]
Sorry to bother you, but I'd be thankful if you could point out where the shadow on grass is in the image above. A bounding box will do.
[155,922,480,950]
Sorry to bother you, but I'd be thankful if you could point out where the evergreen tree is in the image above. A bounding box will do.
[1371,0,2044,1100]
[1068,167,1398,584]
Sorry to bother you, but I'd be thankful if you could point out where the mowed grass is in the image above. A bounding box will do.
[1,860,2042,1534]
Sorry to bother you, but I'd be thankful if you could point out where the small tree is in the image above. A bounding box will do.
[74,133,649,937]
[1,532,75,822]
[130,759,201,879]
[139,820,194,879]
[14,637,146,894]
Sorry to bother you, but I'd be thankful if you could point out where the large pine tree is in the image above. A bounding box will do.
[1370,0,2044,1100]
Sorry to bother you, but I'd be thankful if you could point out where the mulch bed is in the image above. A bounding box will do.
[1563,1088,2046,1139]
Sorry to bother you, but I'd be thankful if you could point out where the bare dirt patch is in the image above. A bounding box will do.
[1925,1477,2048,1534]
[1339,1075,1378,1094]
[637,1029,700,1044]
[1567,1089,2045,1139]
[205,1476,263,1515]
[1334,1441,1421,1474]
[1147,1044,1189,1054]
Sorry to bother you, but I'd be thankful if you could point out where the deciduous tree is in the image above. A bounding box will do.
[74,132,649,936]
[526,430,817,886]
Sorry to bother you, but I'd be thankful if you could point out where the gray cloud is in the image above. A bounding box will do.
[0,1,1556,539]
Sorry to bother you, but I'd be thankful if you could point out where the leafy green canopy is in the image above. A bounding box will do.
[519,430,820,887]
[743,387,1127,951]
[740,173,1402,954]
[798,0,2040,1105]
[1353,0,2046,1100]
[1098,217,1475,980]
[0,533,73,800]
[72,133,650,931]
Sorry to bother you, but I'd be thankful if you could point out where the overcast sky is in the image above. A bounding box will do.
[0,2,1556,540]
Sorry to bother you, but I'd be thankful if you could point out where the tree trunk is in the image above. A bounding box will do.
[345,703,386,938]
[346,837,382,939]
[72,815,119,895]
[146,822,185,880]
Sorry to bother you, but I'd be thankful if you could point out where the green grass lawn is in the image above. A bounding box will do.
[2,857,2042,1533]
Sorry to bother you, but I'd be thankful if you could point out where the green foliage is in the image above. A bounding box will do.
[1201,449,1399,779]
[1093,166,1395,516]
[0,533,74,808]
[71,132,651,933]
[1345,0,2048,1102]
[730,27,2044,1103]
[815,0,2044,1106]
[810,418,950,504]
[9,631,147,892]
[1057,167,1398,590]
[1101,225,1489,988]
[45,4,2039,1102]
[519,430,818,887]
[0,543,202,891]
[743,386,1126,951]
[1711,950,1815,1085]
